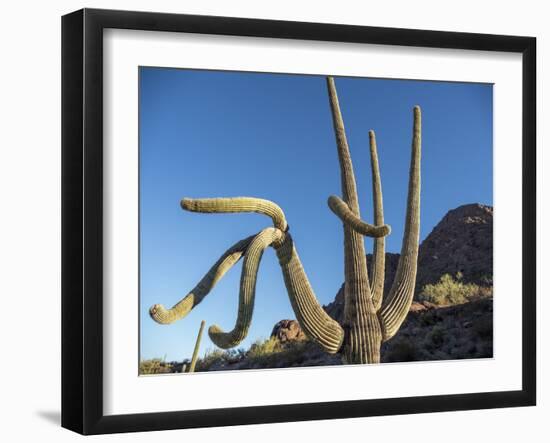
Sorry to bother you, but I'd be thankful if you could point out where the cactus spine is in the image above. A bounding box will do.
[187,320,206,373]
[149,77,421,364]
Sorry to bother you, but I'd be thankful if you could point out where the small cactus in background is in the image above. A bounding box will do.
[187,320,206,373]
[149,77,421,364]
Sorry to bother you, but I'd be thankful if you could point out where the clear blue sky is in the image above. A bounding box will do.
[139,67,493,362]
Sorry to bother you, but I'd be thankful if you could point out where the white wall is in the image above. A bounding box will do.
[0,0,546,441]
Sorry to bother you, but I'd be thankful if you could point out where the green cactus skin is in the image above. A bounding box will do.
[149,235,254,324]
[209,228,283,349]
[368,130,386,310]
[188,320,206,373]
[149,77,421,365]
[181,197,288,232]
[327,195,390,238]
[379,106,421,341]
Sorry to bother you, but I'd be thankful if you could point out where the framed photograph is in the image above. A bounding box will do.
[61,8,536,435]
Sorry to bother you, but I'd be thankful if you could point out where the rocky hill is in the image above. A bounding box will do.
[417,203,492,289]
[324,203,493,321]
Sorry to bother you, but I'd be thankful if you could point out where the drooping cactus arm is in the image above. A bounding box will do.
[327,195,391,238]
[149,235,254,325]
[188,320,205,373]
[379,106,421,341]
[368,130,387,309]
[274,233,344,354]
[209,228,283,349]
[181,197,288,232]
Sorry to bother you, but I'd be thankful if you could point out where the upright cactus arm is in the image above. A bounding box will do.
[327,195,391,238]
[275,233,344,354]
[188,320,206,373]
[209,228,283,349]
[379,106,422,341]
[149,235,254,324]
[182,197,288,232]
[327,77,378,364]
[326,77,362,216]
[368,130,387,309]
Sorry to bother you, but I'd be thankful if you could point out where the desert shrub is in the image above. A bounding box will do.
[194,338,314,371]
[195,348,227,371]
[139,358,172,375]
[246,337,286,367]
[245,337,312,367]
[194,347,248,371]
[247,337,283,358]
[418,273,491,306]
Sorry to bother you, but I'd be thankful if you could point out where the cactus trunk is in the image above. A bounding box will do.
[188,320,206,373]
[327,77,381,364]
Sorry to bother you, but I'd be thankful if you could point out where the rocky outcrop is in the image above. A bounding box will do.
[271,319,307,343]
[416,203,492,289]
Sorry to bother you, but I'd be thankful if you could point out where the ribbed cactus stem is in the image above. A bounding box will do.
[327,76,377,363]
[275,234,344,354]
[209,228,283,348]
[379,106,421,341]
[345,311,382,364]
[182,197,288,232]
[368,130,386,309]
[327,195,391,238]
[149,236,253,324]
[188,320,205,373]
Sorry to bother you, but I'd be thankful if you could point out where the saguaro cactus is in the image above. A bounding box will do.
[187,320,206,373]
[149,77,421,364]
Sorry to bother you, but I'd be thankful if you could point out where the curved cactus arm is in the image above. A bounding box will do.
[368,130,387,310]
[181,197,288,232]
[209,228,283,349]
[328,195,391,238]
[188,320,206,373]
[274,234,345,354]
[379,106,421,341]
[149,235,254,325]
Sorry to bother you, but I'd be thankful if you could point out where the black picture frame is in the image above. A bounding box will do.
[61,8,536,435]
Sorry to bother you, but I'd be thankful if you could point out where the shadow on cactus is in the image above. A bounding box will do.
[149,76,421,364]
